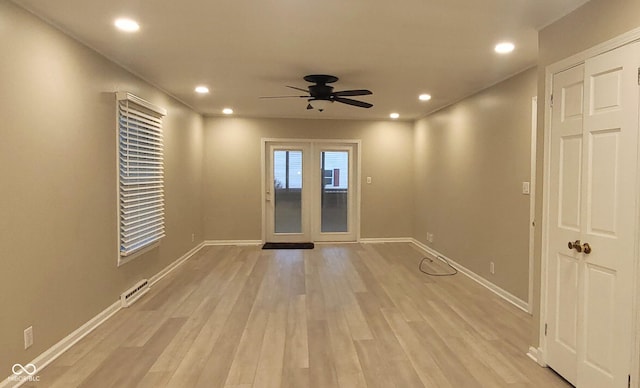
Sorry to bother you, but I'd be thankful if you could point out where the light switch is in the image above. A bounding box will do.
[366,177,372,184]
[522,182,530,195]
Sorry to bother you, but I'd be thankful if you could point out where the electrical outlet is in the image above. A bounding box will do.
[24,326,33,349]
[191,233,195,242]
[490,262,495,275]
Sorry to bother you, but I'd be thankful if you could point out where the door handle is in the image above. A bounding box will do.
[582,242,592,254]
[567,240,582,253]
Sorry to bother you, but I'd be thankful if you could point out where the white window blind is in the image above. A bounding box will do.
[117,92,167,258]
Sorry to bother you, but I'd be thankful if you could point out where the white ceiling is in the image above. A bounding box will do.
[13,0,589,120]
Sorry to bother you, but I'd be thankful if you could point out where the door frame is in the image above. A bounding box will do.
[528,96,537,315]
[538,27,640,387]
[261,138,362,243]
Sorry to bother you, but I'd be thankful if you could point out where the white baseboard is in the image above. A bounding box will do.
[204,240,263,246]
[2,241,209,388]
[150,242,205,286]
[1,300,121,388]
[359,237,413,244]
[526,346,547,367]
[411,239,530,313]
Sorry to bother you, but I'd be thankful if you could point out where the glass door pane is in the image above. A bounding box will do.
[274,150,303,233]
[321,151,348,232]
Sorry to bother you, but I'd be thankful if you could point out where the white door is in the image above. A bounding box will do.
[265,143,311,242]
[265,141,358,242]
[313,143,357,242]
[546,42,639,387]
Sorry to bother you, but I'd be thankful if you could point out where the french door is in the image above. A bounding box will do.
[545,41,639,387]
[264,141,358,243]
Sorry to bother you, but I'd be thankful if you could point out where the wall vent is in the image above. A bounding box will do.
[120,279,149,307]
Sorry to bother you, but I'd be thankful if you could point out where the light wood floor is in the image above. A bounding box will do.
[27,243,570,387]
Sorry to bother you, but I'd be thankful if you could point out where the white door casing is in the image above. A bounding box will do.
[545,42,640,388]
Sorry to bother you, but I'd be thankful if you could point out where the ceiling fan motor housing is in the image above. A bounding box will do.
[309,84,334,100]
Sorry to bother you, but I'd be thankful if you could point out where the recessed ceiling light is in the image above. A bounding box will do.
[195,86,209,94]
[419,94,432,101]
[495,42,515,54]
[222,108,234,115]
[114,18,140,32]
[390,113,400,119]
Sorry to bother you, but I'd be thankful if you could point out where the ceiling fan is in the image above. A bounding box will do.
[261,74,373,111]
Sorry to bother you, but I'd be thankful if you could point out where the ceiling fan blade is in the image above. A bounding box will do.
[333,97,373,108]
[259,95,308,99]
[333,89,373,97]
[286,85,309,93]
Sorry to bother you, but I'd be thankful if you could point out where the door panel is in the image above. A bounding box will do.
[587,129,619,236]
[555,254,578,353]
[583,264,615,376]
[559,135,582,230]
[562,80,584,121]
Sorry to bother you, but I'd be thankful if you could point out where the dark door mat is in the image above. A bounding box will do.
[262,242,315,250]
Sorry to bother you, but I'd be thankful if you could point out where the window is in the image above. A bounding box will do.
[273,150,302,189]
[117,92,167,262]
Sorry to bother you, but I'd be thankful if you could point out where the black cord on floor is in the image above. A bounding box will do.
[418,255,458,276]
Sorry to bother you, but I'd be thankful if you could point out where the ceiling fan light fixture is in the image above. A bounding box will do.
[311,99,331,112]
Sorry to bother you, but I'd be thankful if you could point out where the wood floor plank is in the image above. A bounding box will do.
[353,340,396,388]
[307,319,339,388]
[31,243,571,388]
[280,368,310,388]
[252,303,288,388]
[381,307,454,387]
[354,292,410,362]
[325,309,365,379]
[283,294,309,369]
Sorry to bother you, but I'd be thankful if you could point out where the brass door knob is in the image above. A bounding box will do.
[582,242,592,254]
[568,240,582,252]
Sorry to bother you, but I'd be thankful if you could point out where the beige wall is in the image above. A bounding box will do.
[0,2,203,374]
[413,68,537,301]
[202,117,414,240]
[532,0,640,349]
